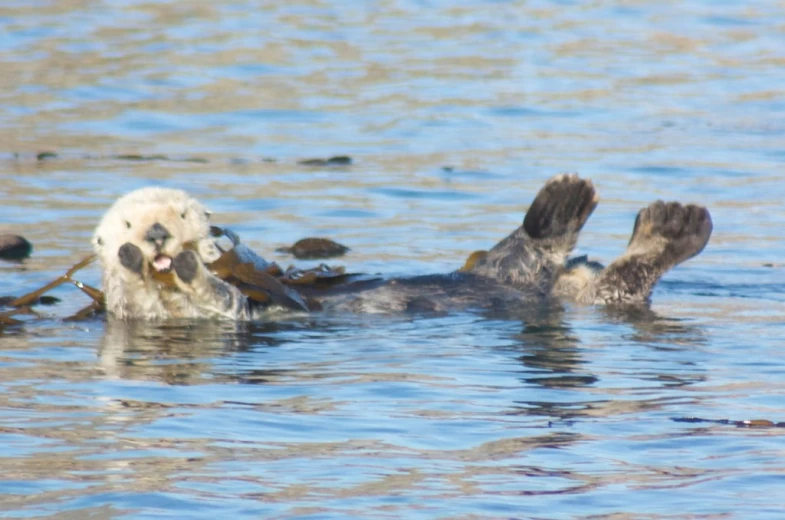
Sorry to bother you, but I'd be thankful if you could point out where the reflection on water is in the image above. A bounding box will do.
[1,303,766,517]
[99,319,260,384]
[3,0,785,517]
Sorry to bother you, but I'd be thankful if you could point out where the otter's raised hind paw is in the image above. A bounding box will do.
[466,174,597,289]
[523,173,598,243]
[592,201,712,305]
[629,201,713,267]
[173,249,200,284]
[118,243,143,274]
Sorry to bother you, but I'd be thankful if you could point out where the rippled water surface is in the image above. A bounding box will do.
[3,1,785,517]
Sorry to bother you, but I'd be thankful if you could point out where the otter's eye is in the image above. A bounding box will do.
[124,221,131,229]
[96,237,104,246]
[181,211,187,220]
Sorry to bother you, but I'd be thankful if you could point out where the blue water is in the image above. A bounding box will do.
[2,0,785,517]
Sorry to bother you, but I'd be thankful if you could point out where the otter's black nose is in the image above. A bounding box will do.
[145,223,171,246]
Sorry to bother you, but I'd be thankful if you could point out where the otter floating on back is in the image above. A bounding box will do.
[92,175,712,320]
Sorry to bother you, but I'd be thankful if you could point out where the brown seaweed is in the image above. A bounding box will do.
[458,250,488,272]
[672,417,785,428]
[297,155,352,167]
[276,237,350,260]
[8,255,100,308]
[0,234,32,260]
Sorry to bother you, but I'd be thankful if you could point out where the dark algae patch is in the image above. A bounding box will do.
[297,155,353,166]
[276,238,350,259]
[11,151,352,166]
[0,235,32,260]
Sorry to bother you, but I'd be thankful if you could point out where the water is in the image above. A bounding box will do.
[2,0,785,517]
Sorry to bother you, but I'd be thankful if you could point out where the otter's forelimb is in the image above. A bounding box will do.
[104,243,167,319]
[172,250,251,320]
[118,243,144,274]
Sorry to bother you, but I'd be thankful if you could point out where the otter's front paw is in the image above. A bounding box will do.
[118,243,144,274]
[173,250,200,284]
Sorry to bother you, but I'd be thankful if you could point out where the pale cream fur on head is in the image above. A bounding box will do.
[92,187,223,319]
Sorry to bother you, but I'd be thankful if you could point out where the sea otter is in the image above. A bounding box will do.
[93,187,251,320]
[93,175,712,319]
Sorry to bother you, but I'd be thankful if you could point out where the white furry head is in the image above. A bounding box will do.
[93,187,222,319]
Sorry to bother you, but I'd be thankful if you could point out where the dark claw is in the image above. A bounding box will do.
[173,250,200,284]
[118,243,144,274]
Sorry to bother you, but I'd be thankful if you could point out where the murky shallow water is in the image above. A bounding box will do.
[3,0,785,517]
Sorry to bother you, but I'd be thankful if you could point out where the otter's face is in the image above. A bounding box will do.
[93,187,219,278]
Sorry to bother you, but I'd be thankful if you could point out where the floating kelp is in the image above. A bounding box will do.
[0,295,60,306]
[208,227,364,310]
[36,151,58,161]
[6,254,102,309]
[297,155,352,167]
[276,237,350,260]
[0,234,32,260]
[114,154,209,163]
[0,254,103,325]
[11,150,353,166]
[672,417,785,428]
[458,250,487,272]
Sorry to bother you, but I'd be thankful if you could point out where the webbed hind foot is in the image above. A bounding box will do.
[523,173,598,252]
[627,201,712,266]
[592,201,712,304]
[468,173,597,291]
